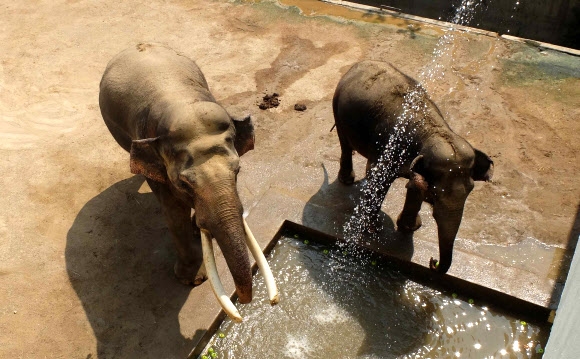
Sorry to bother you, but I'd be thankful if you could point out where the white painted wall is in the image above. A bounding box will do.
[544,236,580,358]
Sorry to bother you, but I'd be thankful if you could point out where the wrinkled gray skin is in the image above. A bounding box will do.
[333,60,493,274]
[99,43,255,303]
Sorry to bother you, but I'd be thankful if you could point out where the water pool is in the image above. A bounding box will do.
[197,230,549,359]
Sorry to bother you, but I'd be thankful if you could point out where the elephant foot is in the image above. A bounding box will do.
[396,214,422,232]
[338,169,355,185]
[429,257,439,271]
[429,257,449,273]
[174,261,207,286]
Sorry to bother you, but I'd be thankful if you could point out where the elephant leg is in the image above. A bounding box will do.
[146,178,207,285]
[365,159,372,174]
[396,182,424,232]
[336,126,355,185]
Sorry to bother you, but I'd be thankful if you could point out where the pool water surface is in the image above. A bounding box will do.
[199,235,548,359]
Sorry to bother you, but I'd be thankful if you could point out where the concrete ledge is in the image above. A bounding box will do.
[501,34,580,56]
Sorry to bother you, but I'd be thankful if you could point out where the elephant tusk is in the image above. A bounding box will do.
[242,219,279,305]
[200,230,243,323]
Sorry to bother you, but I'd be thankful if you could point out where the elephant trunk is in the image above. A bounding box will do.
[197,179,278,322]
[194,180,253,303]
[210,199,253,304]
[432,202,465,273]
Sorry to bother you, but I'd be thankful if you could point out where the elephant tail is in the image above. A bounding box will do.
[330,124,336,132]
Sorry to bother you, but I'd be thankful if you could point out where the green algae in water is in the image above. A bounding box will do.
[200,236,547,358]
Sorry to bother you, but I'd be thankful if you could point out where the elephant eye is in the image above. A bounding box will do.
[178,174,195,189]
[174,150,193,167]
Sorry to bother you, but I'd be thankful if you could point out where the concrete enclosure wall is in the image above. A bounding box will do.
[353,0,580,49]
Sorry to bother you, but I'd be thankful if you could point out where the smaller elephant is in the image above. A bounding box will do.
[333,60,493,274]
[99,43,277,321]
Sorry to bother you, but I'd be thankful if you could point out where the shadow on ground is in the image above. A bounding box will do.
[66,176,203,358]
[302,163,414,260]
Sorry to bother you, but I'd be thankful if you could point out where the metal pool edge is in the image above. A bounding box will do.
[188,220,553,358]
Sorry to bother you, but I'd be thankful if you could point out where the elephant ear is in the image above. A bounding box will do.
[130,137,169,184]
[408,155,429,193]
[472,149,494,182]
[232,115,255,156]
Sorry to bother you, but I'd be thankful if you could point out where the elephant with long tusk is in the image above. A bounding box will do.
[99,43,278,321]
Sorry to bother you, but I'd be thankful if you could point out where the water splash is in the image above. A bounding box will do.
[342,0,488,249]
[507,0,522,32]
[421,0,488,86]
[342,86,428,246]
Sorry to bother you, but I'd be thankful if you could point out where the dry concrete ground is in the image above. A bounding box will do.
[1,0,579,358]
